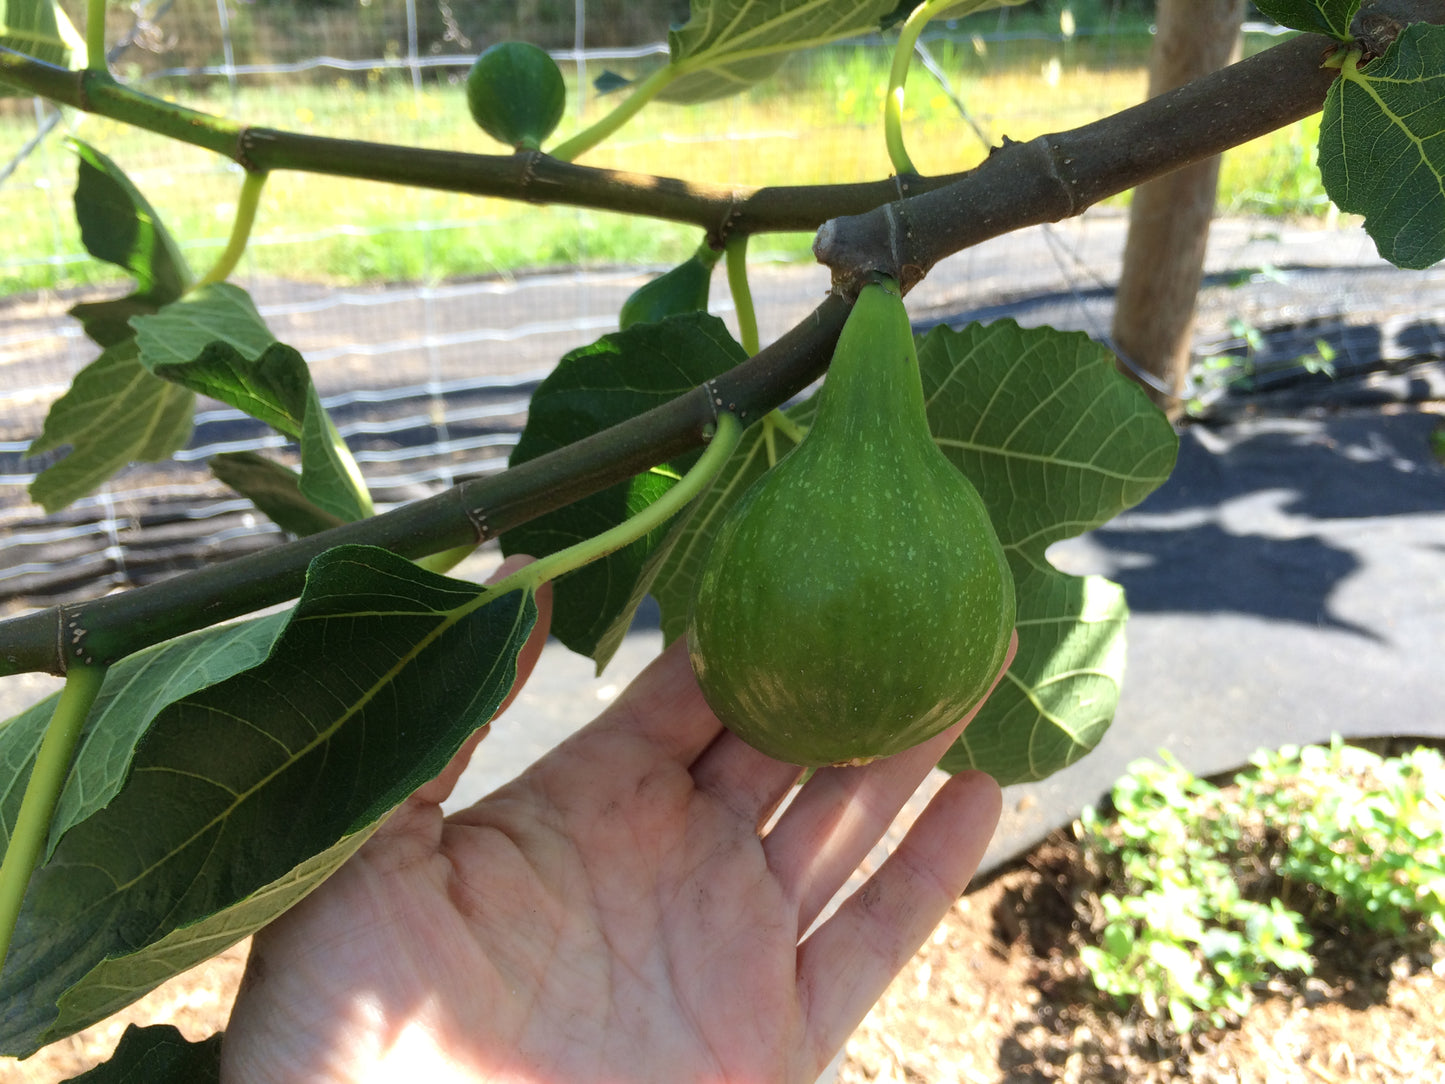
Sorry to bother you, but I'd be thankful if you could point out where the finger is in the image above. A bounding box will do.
[796,769,1002,1070]
[765,632,1015,933]
[410,555,555,807]
[592,636,729,766]
[689,729,805,832]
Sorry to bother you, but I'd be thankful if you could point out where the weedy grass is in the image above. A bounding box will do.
[0,28,1325,295]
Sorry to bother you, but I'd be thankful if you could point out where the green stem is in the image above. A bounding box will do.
[548,64,679,163]
[85,0,106,71]
[414,543,477,576]
[765,409,806,446]
[726,234,804,453]
[885,0,988,176]
[195,169,268,288]
[0,665,107,971]
[486,412,743,598]
[725,235,759,356]
[322,410,375,519]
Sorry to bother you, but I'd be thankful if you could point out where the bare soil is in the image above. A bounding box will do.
[839,835,1445,1084]
[4,834,1442,1083]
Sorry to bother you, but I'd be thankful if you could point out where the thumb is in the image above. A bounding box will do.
[407,552,553,807]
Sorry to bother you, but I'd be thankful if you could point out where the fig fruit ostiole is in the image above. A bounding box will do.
[686,279,1015,767]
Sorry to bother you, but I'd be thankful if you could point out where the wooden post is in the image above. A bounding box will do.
[1111,0,1247,416]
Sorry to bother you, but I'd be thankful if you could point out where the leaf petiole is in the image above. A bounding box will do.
[196,170,268,288]
[726,237,801,458]
[547,65,679,162]
[486,412,743,598]
[725,235,759,356]
[0,664,108,972]
[885,1,940,175]
[885,1,1026,175]
[85,0,106,71]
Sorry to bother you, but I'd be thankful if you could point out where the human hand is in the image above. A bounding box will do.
[222,558,1013,1083]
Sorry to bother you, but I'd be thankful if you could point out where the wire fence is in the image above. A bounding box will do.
[0,2,1375,611]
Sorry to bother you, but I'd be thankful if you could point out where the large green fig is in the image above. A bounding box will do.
[618,242,722,329]
[686,281,1015,767]
[465,42,566,151]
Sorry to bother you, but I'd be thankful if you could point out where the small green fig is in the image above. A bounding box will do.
[618,242,722,329]
[686,280,1015,767]
[465,42,566,151]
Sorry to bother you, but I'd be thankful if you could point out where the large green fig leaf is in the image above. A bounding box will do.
[26,145,197,511]
[0,0,85,96]
[26,339,195,513]
[917,320,1176,785]
[1318,24,1445,270]
[67,141,191,319]
[1252,0,1358,39]
[0,615,287,864]
[62,1024,221,1083]
[67,140,192,348]
[133,283,373,521]
[661,0,897,103]
[501,313,747,668]
[0,546,537,1056]
[208,451,346,537]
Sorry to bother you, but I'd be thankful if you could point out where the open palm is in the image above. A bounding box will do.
[223,570,1010,1083]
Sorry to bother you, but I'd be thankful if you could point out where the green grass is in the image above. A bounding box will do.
[0,27,1330,296]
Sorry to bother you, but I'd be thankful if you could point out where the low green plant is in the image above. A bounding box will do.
[1077,753,1314,1034]
[1077,739,1445,1036]
[1244,739,1445,941]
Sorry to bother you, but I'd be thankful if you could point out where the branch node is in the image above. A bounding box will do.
[710,191,745,248]
[1034,134,1082,220]
[516,148,544,202]
[461,498,491,543]
[235,126,260,172]
[57,606,81,674]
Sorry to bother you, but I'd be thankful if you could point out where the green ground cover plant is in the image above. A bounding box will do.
[1078,740,1445,1036]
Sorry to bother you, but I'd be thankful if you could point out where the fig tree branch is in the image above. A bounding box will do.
[0,296,850,677]
[2,2,1437,675]
[0,21,1360,244]
[815,31,1341,291]
[815,0,1443,289]
[0,50,963,239]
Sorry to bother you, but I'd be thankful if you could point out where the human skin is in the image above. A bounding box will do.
[222,557,1012,1083]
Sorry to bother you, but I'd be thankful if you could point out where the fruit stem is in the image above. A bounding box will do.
[0,664,107,974]
[486,412,743,597]
[195,170,268,288]
[548,64,679,163]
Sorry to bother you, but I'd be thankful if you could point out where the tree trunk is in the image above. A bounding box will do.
[1111,0,1247,417]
